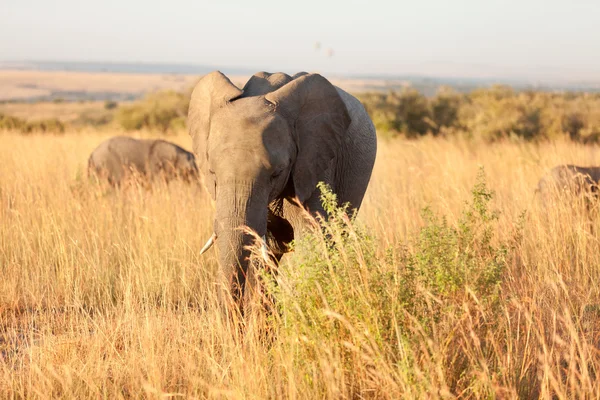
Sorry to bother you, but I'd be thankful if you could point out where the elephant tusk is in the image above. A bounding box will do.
[261,235,269,261]
[199,233,216,255]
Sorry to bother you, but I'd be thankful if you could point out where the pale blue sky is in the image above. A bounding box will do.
[1,0,599,81]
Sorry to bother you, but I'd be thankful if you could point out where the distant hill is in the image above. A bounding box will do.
[0,60,599,102]
[0,60,256,76]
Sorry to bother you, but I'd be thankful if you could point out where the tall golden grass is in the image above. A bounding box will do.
[1,131,600,398]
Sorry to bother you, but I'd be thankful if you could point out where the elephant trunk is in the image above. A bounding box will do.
[214,181,268,308]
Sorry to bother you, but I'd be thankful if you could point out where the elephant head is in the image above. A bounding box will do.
[149,140,199,183]
[188,71,351,307]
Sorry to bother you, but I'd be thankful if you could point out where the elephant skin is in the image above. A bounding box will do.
[88,136,199,186]
[536,165,600,202]
[188,71,377,310]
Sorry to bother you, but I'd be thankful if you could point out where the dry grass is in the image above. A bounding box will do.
[2,131,600,398]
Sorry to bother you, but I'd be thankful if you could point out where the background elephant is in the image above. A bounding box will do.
[88,136,199,186]
[189,71,377,309]
[536,164,600,203]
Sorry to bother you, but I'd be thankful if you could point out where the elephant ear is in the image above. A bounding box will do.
[265,73,351,204]
[188,71,243,198]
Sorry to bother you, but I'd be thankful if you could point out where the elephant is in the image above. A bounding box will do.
[188,70,377,311]
[88,136,199,186]
[536,164,600,204]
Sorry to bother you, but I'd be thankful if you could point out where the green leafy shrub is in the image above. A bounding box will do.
[271,170,517,396]
[0,113,65,134]
[430,86,464,135]
[116,90,189,134]
[360,89,433,137]
[459,89,544,141]
[406,170,506,322]
[71,108,115,129]
[104,100,118,110]
[561,111,585,140]
[0,113,26,130]
[21,118,66,134]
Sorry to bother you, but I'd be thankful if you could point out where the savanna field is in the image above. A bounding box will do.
[4,0,600,395]
[2,127,600,399]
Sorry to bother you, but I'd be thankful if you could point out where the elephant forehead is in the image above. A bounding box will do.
[208,105,292,157]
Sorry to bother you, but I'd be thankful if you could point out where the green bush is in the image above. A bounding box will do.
[459,89,544,141]
[430,86,464,135]
[271,171,518,395]
[0,113,65,134]
[0,113,26,131]
[104,100,118,110]
[116,90,190,134]
[360,89,433,137]
[407,170,506,318]
[73,109,114,128]
[21,118,65,134]
[359,85,600,142]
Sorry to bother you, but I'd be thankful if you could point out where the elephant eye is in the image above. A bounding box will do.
[271,169,283,179]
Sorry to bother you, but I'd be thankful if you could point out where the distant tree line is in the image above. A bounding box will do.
[358,85,600,142]
[2,85,600,142]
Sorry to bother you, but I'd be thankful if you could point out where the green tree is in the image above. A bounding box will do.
[116,90,190,134]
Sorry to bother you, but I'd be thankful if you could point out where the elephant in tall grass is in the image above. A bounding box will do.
[189,71,377,311]
[536,164,600,204]
[88,136,199,186]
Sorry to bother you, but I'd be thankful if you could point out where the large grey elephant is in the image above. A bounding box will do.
[88,136,199,186]
[189,71,377,309]
[536,164,600,202]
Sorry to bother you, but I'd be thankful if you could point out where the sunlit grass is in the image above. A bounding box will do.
[2,131,600,398]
